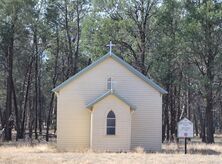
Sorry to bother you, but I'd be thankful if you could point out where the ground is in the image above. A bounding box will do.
[0,135,222,164]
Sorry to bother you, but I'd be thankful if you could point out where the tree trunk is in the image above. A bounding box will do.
[73,0,81,74]
[33,26,38,140]
[46,26,59,141]
[170,85,176,141]
[163,84,170,142]
[65,0,74,77]
[12,79,23,140]
[187,83,191,120]
[193,108,199,136]
[205,89,214,143]
[204,12,215,143]
[28,98,34,139]
[198,105,205,142]
[0,108,3,129]
[177,85,181,121]
[38,74,42,135]
[21,57,34,139]
[46,94,55,141]
[4,22,15,141]
[204,48,215,143]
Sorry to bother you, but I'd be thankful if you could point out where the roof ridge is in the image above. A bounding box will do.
[86,89,136,111]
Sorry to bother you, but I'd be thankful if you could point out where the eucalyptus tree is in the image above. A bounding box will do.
[84,0,160,75]
[184,0,222,143]
[0,0,25,141]
[150,0,189,142]
[44,0,90,141]
[0,0,50,140]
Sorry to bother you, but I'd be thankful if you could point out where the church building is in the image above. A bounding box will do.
[53,43,167,152]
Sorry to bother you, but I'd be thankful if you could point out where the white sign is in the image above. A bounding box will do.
[177,118,193,138]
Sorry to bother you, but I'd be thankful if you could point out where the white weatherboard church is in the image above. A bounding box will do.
[53,42,167,152]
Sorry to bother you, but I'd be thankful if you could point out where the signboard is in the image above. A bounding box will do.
[177,118,193,138]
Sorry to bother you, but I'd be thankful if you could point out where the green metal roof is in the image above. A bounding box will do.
[86,89,136,111]
[52,52,167,94]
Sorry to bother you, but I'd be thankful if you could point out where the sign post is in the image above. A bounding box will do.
[177,118,193,154]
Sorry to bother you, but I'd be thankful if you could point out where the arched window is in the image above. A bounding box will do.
[107,111,115,135]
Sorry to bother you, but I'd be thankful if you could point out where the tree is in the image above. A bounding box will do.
[0,0,21,141]
[184,0,222,143]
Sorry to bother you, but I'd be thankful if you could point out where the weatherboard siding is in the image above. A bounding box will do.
[57,57,162,151]
[57,92,90,151]
[91,95,131,152]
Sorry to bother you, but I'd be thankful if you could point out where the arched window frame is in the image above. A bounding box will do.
[107,77,112,90]
[106,110,116,135]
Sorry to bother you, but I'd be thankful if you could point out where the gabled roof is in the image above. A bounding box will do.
[177,117,193,125]
[86,89,136,111]
[52,52,167,94]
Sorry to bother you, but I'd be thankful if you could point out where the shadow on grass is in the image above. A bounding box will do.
[189,149,221,155]
[160,149,180,154]
[160,148,221,155]
[191,140,222,145]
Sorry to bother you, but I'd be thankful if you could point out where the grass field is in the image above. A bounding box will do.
[0,136,222,164]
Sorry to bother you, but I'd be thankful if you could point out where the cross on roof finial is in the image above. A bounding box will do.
[106,41,115,55]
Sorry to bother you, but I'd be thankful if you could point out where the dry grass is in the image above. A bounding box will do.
[0,137,222,164]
